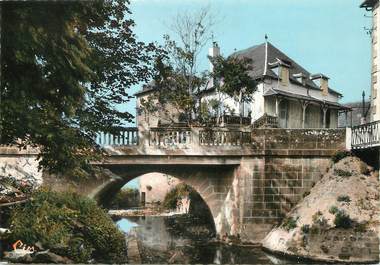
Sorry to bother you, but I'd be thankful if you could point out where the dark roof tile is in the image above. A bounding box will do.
[230,42,342,96]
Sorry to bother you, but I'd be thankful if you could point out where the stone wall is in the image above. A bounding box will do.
[235,157,331,243]
[234,129,344,243]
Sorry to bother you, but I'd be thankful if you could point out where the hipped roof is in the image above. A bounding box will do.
[231,42,342,96]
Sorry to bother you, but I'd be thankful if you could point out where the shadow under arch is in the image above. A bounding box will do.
[93,165,236,234]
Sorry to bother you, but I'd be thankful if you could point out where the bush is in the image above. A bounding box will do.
[331,150,351,163]
[7,188,127,263]
[337,195,351,203]
[310,211,329,234]
[301,224,310,234]
[334,169,352,177]
[109,188,140,209]
[329,206,339,215]
[282,217,298,231]
[333,209,352,229]
[354,222,368,232]
[163,183,193,210]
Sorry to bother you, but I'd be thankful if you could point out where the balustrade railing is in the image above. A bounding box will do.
[199,130,251,146]
[210,115,251,126]
[149,127,192,146]
[351,121,380,149]
[96,128,138,146]
[253,114,278,128]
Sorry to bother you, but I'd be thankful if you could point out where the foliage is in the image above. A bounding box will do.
[282,216,298,231]
[301,224,310,234]
[310,211,329,234]
[329,206,339,215]
[331,150,351,163]
[354,222,368,232]
[109,188,140,209]
[334,169,352,177]
[7,189,127,263]
[140,8,257,125]
[209,55,257,102]
[337,195,351,203]
[1,1,158,174]
[163,183,193,210]
[332,209,352,229]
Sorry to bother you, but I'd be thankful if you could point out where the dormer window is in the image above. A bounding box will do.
[269,58,292,87]
[293,73,308,86]
[311,74,330,96]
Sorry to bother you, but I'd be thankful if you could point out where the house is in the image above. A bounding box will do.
[135,41,349,129]
[139,173,181,205]
[200,41,349,129]
[338,101,371,127]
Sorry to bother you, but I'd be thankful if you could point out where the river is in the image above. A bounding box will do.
[115,215,308,264]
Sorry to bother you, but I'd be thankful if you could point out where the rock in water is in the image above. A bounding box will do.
[262,156,380,263]
[33,251,73,264]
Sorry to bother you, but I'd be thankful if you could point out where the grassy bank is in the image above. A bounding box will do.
[5,188,127,263]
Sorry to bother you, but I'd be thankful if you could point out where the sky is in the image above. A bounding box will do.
[124,0,372,189]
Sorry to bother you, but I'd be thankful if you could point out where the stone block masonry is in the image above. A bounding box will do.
[236,157,332,243]
[235,129,344,243]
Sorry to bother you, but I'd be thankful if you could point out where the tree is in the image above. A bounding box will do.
[1,1,158,174]
[207,55,257,122]
[140,8,257,126]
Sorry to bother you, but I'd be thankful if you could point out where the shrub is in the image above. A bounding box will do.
[333,209,352,229]
[301,224,310,234]
[329,206,339,214]
[334,169,352,177]
[7,188,127,263]
[331,150,351,163]
[302,191,310,198]
[337,195,351,203]
[163,183,193,210]
[282,217,298,231]
[310,211,329,234]
[109,188,140,209]
[354,222,368,232]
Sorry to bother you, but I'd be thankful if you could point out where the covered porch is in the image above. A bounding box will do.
[262,89,350,129]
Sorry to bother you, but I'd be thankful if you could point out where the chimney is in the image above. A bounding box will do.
[311,74,329,96]
[208,41,220,72]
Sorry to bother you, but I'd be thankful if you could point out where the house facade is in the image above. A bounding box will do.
[135,41,348,129]
[200,42,348,129]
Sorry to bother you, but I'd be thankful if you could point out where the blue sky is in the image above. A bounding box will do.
[124,0,371,189]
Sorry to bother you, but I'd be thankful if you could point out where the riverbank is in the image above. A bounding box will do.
[262,155,380,263]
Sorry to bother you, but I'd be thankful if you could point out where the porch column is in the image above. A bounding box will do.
[345,111,348,127]
[301,101,309,129]
[322,106,328,129]
[275,97,279,117]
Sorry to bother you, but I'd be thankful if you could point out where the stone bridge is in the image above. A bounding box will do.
[1,127,347,243]
[95,127,347,242]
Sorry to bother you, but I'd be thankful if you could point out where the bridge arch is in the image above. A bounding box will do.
[92,164,239,236]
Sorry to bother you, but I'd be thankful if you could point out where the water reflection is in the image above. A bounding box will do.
[116,215,286,264]
[115,215,375,264]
